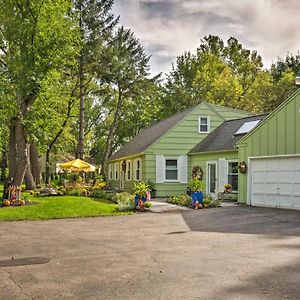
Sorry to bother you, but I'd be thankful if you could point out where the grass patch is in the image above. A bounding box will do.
[0,195,129,221]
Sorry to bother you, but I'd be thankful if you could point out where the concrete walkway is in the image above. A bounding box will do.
[150,198,237,213]
[149,200,190,213]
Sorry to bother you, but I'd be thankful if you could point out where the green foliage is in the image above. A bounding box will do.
[163,35,299,116]
[133,181,149,197]
[91,189,116,203]
[144,201,152,209]
[147,181,156,191]
[203,198,212,206]
[115,192,135,211]
[188,178,204,192]
[208,199,222,208]
[166,194,192,207]
[66,188,81,196]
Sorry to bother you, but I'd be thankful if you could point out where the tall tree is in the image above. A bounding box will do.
[98,26,157,172]
[74,0,118,159]
[163,35,267,116]
[0,0,78,186]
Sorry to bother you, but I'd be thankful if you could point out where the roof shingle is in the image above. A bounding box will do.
[108,105,196,161]
[189,114,268,154]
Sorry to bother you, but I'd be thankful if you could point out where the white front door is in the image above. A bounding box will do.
[207,162,218,196]
[250,156,300,210]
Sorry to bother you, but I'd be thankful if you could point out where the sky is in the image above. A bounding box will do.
[113,0,300,76]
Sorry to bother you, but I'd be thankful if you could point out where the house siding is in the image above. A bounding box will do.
[108,154,145,193]
[237,91,300,203]
[144,102,251,197]
[189,151,238,194]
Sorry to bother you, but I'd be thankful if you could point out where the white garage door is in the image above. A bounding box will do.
[250,156,300,210]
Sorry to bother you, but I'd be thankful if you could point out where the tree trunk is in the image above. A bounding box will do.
[101,88,123,176]
[8,121,17,179]
[24,164,36,190]
[45,148,51,185]
[30,143,41,186]
[12,117,29,186]
[77,5,84,160]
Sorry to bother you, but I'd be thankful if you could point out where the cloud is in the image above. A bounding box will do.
[113,0,300,76]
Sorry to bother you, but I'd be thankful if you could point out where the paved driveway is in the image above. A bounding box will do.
[0,206,299,300]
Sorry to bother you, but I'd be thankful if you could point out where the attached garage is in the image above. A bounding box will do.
[249,156,300,210]
[237,89,300,210]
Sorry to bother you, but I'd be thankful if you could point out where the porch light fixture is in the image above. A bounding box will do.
[295,72,300,86]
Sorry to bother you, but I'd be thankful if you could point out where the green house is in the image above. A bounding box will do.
[237,89,300,210]
[107,102,252,197]
[188,115,267,200]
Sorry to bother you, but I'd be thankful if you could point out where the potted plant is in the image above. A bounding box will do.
[224,184,232,193]
[188,177,204,208]
[133,181,149,208]
[147,181,156,198]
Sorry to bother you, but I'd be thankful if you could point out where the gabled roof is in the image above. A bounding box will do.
[189,114,268,154]
[236,88,300,146]
[108,105,197,161]
[108,101,254,161]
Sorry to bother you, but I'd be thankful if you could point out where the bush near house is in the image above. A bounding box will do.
[166,194,192,207]
[115,192,135,211]
[167,194,221,208]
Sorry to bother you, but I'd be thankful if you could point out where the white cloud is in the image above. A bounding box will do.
[113,0,300,75]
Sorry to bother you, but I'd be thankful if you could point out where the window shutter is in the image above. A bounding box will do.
[218,158,226,193]
[133,160,137,180]
[178,155,188,183]
[139,160,142,181]
[156,155,165,183]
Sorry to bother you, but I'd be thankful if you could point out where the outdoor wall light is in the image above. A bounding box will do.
[295,72,300,86]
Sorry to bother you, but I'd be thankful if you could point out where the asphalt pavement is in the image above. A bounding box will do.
[0,205,299,300]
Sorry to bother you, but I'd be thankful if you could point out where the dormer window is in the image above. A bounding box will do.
[199,116,210,133]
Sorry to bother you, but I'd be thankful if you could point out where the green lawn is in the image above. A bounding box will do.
[0,194,128,221]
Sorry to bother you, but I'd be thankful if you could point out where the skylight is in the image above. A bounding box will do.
[234,120,260,135]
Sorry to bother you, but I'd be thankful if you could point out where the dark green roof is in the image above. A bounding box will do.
[189,114,268,154]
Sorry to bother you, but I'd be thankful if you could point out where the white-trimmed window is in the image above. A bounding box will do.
[108,164,113,180]
[134,159,142,181]
[227,161,238,192]
[199,116,210,133]
[165,159,178,181]
[114,162,119,180]
[126,160,132,181]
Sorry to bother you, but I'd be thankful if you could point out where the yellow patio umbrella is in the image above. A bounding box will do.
[59,159,95,173]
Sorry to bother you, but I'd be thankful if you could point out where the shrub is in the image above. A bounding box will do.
[209,199,222,208]
[81,188,88,196]
[166,194,191,207]
[59,188,66,195]
[105,192,117,203]
[65,188,81,196]
[115,192,135,211]
[133,181,149,197]
[203,197,212,206]
[91,189,117,203]
[188,177,204,192]
[144,201,152,209]
[91,189,107,199]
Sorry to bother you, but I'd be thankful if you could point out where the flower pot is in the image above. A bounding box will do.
[191,192,203,207]
[134,195,147,207]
